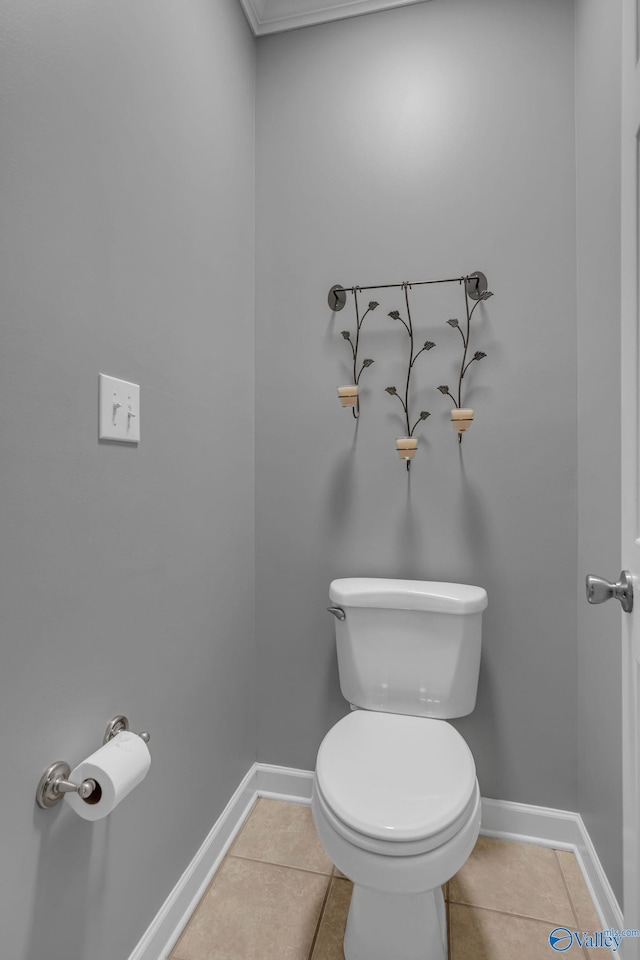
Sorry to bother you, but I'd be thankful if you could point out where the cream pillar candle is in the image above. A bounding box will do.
[396,437,418,460]
[451,408,474,435]
[338,385,358,407]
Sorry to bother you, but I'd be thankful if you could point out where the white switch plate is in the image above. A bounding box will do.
[99,374,140,443]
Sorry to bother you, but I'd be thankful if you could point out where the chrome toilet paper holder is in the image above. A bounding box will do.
[35,714,150,810]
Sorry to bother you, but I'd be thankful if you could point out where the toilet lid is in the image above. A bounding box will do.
[316,711,477,843]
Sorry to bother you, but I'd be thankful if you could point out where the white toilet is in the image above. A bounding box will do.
[312,578,488,960]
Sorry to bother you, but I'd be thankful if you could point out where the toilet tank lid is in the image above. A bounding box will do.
[329,578,488,614]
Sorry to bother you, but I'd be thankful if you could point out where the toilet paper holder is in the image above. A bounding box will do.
[35,715,150,810]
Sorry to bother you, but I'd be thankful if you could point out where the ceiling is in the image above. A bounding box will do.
[238,0,431,35]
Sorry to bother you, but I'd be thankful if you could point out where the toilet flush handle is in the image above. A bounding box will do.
[327,606,346,621]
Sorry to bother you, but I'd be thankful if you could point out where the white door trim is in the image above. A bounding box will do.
[621,0,640,948]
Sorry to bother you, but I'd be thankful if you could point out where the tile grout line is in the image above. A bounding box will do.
[552,850,592,960]
[446,894,451,960]
[167,848,234,960]
[228,852,335,878]
[448,846,583,930]
[168,801,340,960]
[449,901,583,927]
[169,857,334,960]
[167,843,246,960]
[230,794,344,960]
[553,848,580,927]
[305,875,335,960]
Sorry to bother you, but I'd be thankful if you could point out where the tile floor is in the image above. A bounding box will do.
[169,798,610,960]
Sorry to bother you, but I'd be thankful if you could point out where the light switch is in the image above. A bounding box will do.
[99,374,140,443]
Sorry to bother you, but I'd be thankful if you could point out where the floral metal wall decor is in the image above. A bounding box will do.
[437,273,493,442]
[384,283,435,469]
[330,286,378,419]
[328,272,493,465]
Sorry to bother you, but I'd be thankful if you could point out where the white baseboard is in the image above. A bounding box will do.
[254,762,314,804]
[127,763,314,960]
[128,766,622,960]
[480,797,623,932]
[127,764,258,960]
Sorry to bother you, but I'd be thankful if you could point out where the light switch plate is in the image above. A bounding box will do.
[99,374,140,443]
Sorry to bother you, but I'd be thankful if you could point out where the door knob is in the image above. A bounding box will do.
[585,570,634,613]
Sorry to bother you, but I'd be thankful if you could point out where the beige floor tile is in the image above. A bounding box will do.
[170,858,330,960]
[449,837,576,925]
[310,878,353,960]
[170,818,611,960]
[450,904,579,959]
[230,799,334,875]
[555,850,602,930]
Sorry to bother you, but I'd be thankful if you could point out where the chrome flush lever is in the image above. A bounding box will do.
[327,606,346,621]
[585,570,634,613]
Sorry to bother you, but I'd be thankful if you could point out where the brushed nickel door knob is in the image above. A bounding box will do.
[586,570,634,613]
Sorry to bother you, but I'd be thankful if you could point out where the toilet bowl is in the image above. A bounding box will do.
[312,710,481,960]
[313,578,488,960]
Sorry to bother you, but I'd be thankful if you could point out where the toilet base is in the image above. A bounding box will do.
[344,883,447,960]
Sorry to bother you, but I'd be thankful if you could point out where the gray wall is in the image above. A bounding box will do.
[255,0,580,811]
[0,2,255,959]
[575,0,623,903]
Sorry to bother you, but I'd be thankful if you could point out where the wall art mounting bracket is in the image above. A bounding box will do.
[328,271,489,310]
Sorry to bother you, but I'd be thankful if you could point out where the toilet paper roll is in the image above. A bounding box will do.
[64,731,151,821]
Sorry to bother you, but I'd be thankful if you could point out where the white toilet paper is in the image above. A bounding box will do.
[64,730,151,821]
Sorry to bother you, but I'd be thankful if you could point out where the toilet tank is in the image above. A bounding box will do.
[329,578,488,719]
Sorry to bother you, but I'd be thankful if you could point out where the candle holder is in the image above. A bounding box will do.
[384,283,435,470]
[438,272,493,442]
[333,287,378,419]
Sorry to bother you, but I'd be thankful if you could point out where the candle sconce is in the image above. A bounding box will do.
[437,272,493,442]
[328,271,493,462]
[384,283,435,471]
[329,285,378,419]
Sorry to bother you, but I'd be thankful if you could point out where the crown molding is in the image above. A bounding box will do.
[238,0,431,36]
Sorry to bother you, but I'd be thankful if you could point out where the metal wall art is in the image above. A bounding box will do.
[437,272,493,442]
[332,287,378,419]
[384,284,435,469]
[329,272,493,467]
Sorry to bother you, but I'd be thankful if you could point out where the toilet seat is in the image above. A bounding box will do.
[315,711,477,853]
[314,774,479,858]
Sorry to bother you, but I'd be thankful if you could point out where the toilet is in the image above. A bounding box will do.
[312,578,488,960]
